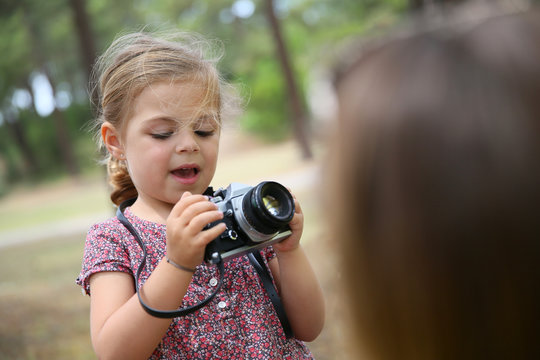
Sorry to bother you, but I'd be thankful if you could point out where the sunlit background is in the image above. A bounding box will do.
[0,0,495,358]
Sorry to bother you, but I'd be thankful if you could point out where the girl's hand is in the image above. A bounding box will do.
[165,191,226,270]
[272,191,303,254]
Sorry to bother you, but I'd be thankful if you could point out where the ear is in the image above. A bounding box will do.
[101,122,125,160]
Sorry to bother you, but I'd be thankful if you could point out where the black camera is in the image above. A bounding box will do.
[204,181,295,263]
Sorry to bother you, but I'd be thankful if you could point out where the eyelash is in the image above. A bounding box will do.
[150,130,215,140]
[195,130,215,137]
[151,132,174,140]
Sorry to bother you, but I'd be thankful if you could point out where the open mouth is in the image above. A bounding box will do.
[171,165,200,179]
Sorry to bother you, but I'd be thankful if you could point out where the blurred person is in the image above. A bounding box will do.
[76,30,324,359]
[329,5,540,360]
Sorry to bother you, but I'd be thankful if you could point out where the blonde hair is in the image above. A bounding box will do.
[91,30,237,206]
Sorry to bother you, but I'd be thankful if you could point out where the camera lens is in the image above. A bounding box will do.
[263,195,281,216]
[241,181,295,236]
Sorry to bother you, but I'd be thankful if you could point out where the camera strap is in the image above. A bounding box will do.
[247,251,294,338]
[117,198,225,318]
[116,196,294,338]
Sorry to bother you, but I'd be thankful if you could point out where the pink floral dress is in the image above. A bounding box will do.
[77,207,314,359]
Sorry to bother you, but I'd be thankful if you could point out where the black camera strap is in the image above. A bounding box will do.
[117,198,224,318]
[247,251,294,338]
[116,197,294,338]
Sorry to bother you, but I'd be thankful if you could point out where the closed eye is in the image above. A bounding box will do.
[151,132,174,140]
[195,130,215,137]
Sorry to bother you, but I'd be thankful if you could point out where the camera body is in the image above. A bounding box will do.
[204,181,295,263]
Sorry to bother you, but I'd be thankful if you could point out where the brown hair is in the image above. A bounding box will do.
[91,30,237,205]
[331,8,540,360]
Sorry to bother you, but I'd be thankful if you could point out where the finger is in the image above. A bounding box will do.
[286,187,296,198]
[289,201,304,227]
[180,201,219,224]
[289,212,303,227]
[170,193,212,219]
[198,222,227,245]
[170,192,198,217]
[292,197,302,215]
[188,210,225,233]
[182,191,192,199]
[285,187,301,209]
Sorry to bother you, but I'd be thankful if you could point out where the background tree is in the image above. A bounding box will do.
[0,0,410,194]
[264,0,312,159]
[21,0,80,176]
[69,0,97,82]
[0,9,38,180]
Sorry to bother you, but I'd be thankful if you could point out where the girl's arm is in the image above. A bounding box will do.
[269,196,325,342]
[89,259,192,360]
[89,193,226,360]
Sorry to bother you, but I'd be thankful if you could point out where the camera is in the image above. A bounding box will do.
[204,181,295,263]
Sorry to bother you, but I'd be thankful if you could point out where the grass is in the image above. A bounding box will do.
[0,235,94,359]
[0,135,348,359]
[0,177,111,232]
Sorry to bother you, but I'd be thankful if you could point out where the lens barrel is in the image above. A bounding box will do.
[241,181,295,235]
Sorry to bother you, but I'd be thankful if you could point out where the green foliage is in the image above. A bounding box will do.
[0,11,32,99]
[0,103,93,185]
[239,62,290,141]
[0,0,408,190]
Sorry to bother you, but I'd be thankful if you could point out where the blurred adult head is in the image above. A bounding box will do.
[330,5,540,360]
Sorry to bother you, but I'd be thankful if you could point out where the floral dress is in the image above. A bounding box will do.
[76,207,314,359]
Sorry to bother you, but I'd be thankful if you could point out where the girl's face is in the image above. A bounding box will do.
[118,80,220,216]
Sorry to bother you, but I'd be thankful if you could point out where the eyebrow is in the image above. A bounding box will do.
[142,114,218,131]
[143,116,180,127]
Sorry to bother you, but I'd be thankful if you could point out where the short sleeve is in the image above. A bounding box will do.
[76,219,133,295]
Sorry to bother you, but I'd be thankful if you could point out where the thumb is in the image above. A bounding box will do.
[169,191,193,219]
[181,191,192,199]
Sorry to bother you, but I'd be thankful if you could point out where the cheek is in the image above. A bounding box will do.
[202,141,219,165]
[127,143,170,170]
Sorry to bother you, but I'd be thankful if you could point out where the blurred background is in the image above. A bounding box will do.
[1,0,532,359]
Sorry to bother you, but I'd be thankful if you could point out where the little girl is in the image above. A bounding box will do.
[76,31,324,359]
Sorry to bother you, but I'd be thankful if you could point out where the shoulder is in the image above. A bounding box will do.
[87,216,128,241]
[83,216,136,257]
[89,215,124,232]
[78,216,136,295]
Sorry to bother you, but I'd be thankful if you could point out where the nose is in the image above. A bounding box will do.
[175,130,200,153]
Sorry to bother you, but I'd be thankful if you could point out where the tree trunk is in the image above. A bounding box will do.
[69,0,97,82]
[409,0,466,10]
[409,0,425,10]
[263,0,312,159]
[3,110,40,176]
